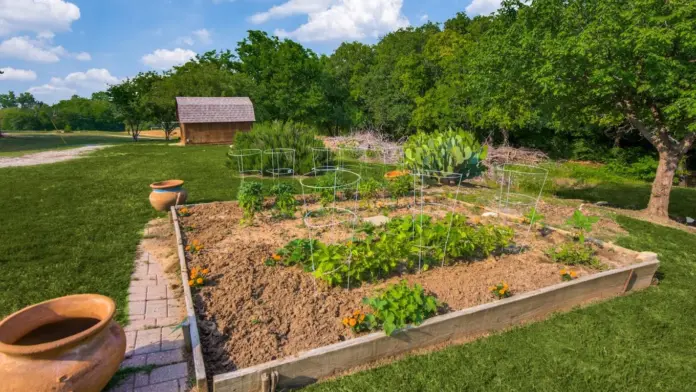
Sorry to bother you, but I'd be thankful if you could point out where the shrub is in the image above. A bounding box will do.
[237,182,264,224]
[363,281,439,336]
[386,173,413,201]
[270,183,296,218]
[403,128,488,178]
[231,121,327,175]
[547,242,600,267]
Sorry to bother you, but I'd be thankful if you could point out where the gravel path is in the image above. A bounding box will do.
[0,145,112,168]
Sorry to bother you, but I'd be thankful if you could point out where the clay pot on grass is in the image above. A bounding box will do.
[149,179,188,211]
[0,294,126,392]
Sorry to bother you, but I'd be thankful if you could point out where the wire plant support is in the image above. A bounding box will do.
[495,164,549,230]
[311,147,337,174]
[264,148,296,180]
[299,168,362,290]
[409,170,463,272]
[227,148,263,180]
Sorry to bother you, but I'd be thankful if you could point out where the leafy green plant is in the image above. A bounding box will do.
[386,173,413,202]
[363,281,439,336]
[566,210,599,243]
[231,121,327,175]
[547,242,600,268]
[524,207,545,226]
[404,128,488,178]
[266,238,316,270]
[316,174,344,207]
[237,182,264,224]
[359,178,384,208]
[270,183,296,218]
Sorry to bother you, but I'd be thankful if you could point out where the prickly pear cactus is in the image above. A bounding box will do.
[404,128,487,178]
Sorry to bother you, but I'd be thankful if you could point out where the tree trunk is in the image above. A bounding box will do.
[501,128,510,146]
[645,150,680,218]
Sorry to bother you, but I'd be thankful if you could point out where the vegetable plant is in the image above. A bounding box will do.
[386,173,413,203]
[359,178,384,208]
[566,210,599,243]
[270,183,296,219]
[363,281,439,336]
[547,242,601,268]
[237,182,264,224]
[524,207,544,226]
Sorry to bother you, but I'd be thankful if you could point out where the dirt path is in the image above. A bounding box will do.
[0,145,112,168]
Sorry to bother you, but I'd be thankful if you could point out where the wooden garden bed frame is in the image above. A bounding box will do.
[171,203,659,392]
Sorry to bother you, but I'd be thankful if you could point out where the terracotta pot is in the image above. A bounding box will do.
[0,294,126,392]
[149,179,188,211]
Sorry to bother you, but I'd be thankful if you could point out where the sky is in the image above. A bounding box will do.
[0,0,503,104]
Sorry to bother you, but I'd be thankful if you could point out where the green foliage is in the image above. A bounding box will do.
[566,210,599,243]
[237,182,264,223]
[359,178,384,208]
[386,174,413,201]
[404,128,488,178]
[524,208,545,226]
[547,242,600,268]
[270,183,296,218]
[266,239,316,269]
[232,121,325,175]
[363,281,439,336]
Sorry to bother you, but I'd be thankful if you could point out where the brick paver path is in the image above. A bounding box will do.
[108,250,191,392]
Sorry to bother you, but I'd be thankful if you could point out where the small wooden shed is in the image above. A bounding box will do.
[176,97,256,145]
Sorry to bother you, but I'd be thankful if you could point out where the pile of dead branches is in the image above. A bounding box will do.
[485,145,549,167]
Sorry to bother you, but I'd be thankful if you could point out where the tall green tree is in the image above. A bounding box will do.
[491,0,696,217]
[107,73,158,141]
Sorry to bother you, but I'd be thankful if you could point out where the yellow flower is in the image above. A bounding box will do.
[342,318,349,326]
[349,318,357,327]
[489,286,496,291]
[197,277,203,285]
[188,280,194,286]
[570,271,577,278]
[353,310,360,316]
[498,289,505,295]
[502,283,509,290]
[272,254,282,261]
[359,314,365,322]
[185,245,191,251]
[202,268,209,274]
[560,269,567,275]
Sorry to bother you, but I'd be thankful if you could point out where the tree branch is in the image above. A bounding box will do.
[681,132,696,155]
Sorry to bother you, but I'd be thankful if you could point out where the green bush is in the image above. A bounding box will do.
[230,121,327,175]
[270,183,297,218]
[363,281,439,336]
[404,128,488,178]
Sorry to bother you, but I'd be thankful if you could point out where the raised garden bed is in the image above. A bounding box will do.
[171,197,659,392]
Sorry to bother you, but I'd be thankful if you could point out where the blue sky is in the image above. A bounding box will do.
[0,0,501,104]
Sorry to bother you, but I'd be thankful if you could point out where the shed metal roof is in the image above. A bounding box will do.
[176,97,256,124]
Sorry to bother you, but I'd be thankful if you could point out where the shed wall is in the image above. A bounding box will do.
[181,122,253,145]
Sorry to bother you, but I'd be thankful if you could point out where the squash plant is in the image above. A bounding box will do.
[363,281,439,336]
[404,128,488,178]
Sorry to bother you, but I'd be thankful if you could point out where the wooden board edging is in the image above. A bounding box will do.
[212,257,659,392]
[171,206,209,392]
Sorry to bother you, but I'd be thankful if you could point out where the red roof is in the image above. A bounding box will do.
[176,97,256,124]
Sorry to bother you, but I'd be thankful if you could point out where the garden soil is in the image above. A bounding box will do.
[179,200,637,376]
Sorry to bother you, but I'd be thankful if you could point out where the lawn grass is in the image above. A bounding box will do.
[0,132,164,157]
[306,216,696,391]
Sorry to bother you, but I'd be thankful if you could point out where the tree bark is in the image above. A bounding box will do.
[501,128,510,146]
[645,149,680,217]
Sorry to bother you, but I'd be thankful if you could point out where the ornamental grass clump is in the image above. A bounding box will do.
[188,266,209,289]
[489,281,511,299]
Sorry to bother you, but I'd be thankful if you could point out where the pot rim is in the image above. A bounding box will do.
[0,294,116,356]
[150,179,184,190]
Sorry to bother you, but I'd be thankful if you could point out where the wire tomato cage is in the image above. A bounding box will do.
[299,168,362,290]
[494,164,549,230]
[264,148,296,180]
[227,148,263,180]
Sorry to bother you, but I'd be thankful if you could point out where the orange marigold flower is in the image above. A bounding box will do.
[560,269,567,275]
[185,245,191,251]
[342,318,349,326]
[353,310,360,316]
[570,271,577,278]
[359,314,365,322]
[498,289,506,295]
[188,280,194,286]
[196,277,203,285]
[349,318,357,327]
[272,254,282,261]
[202,268,209,274]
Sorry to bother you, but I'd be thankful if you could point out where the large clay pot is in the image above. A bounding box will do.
[0,294,126,392]
[149,179,188,211]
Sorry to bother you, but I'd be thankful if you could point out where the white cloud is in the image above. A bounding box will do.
[269,0,409,42]
[28,68,119,103]
[142,48,197,70]
[192,29,212,45]
[0,0,81,36]
[75,51,91,61]
[465,0,502,16]
[0,67,37,81]
[420,14,429,22]
[0,36,63,62]
[251,0,332,24]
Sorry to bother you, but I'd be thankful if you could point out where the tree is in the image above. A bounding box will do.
[108,74,156,141]
[0,91,18,108]
[493,0,696,218]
